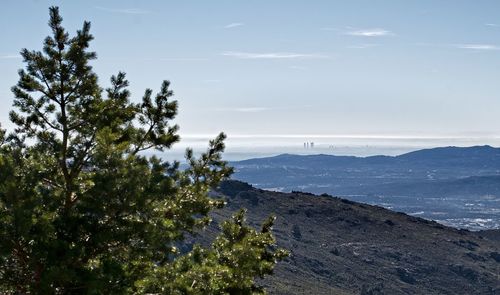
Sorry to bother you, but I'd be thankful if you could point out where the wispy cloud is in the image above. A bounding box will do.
[95,6,150,14]
[455,44,500,50]
[0,54,20,59]
[485,23,499,27]
[221,51,329,59]
[345,28,393,37]
[416,42,500,51]
[224,22,244,29]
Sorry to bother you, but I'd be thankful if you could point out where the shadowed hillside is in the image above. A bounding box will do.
[196,180,500,294]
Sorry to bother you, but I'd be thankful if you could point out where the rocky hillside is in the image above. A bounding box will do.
[197,181,500,294]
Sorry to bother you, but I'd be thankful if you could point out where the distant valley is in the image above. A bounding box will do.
[230,145,500,230]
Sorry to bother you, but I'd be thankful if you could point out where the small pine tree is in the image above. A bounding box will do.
[0,7,287,294]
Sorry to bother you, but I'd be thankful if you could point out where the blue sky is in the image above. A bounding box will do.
[1,0,500,140]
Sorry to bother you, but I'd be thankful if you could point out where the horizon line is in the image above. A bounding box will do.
[180,134,500,140]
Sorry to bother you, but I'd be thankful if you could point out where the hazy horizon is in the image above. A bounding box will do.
[157,134,500,161]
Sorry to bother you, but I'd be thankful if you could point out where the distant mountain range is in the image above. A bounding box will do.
[193,181,500,294]
[230,146,500,229]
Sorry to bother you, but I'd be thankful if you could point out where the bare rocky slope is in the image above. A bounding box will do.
[195,180,500,294]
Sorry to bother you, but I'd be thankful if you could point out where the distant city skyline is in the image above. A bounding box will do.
[1,0,500,141]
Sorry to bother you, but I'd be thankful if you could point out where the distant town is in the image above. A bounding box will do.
[303,142,314,149]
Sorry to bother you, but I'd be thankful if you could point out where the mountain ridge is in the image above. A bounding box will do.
[230,145,500,230]
[235,145,500,165]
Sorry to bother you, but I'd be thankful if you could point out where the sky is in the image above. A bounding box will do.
[1,0,500,152]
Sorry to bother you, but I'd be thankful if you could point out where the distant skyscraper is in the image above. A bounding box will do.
[310,142,314,149]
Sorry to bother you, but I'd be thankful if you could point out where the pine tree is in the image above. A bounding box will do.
[0,7,287,294]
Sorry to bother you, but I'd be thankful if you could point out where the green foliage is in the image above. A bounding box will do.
[135,210,288,294]
[0,7,287,294]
